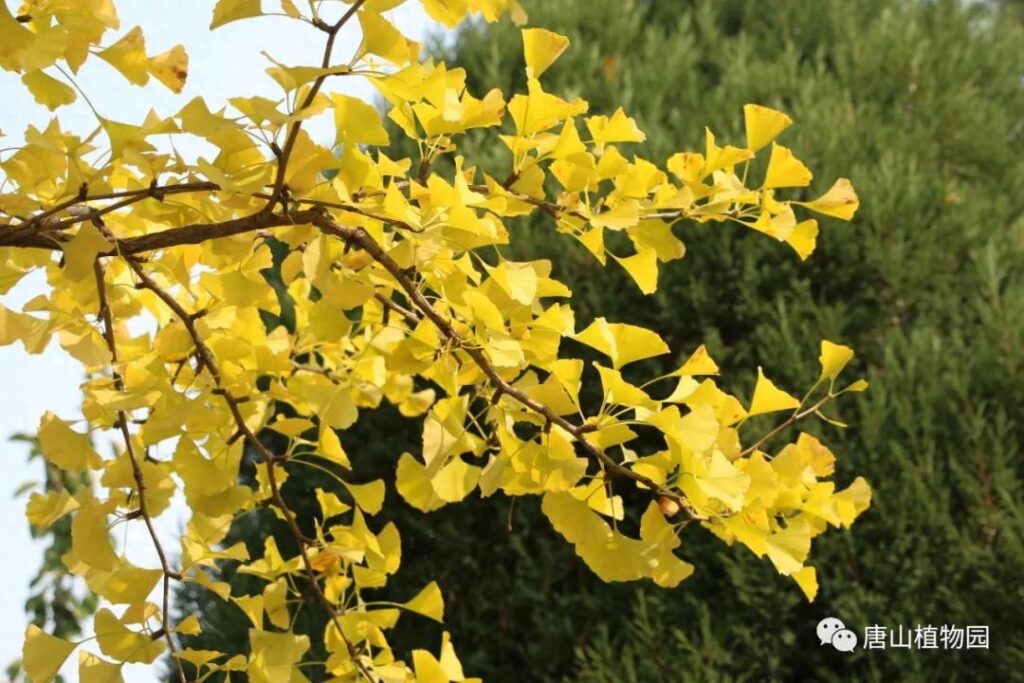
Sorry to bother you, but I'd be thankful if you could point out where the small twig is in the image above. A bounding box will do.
[125,256,373,679]
[313,214,704,519]
[93,258,187,683]
[373,292,420,325]
[265,0,367,212]
[739,393,836,458]
[20,182,217,232]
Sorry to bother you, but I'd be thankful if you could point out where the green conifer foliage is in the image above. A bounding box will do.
[434,0,1024,679]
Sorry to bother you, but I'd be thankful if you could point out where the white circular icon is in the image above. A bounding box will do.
[817,617,858,652]
[817,617,845,646]
[831,628,858,652]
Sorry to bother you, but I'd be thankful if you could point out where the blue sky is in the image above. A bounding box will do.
[0,2,439,680]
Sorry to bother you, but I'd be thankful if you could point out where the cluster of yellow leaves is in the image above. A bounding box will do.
[2,0,187,109]
[2,1,869,681]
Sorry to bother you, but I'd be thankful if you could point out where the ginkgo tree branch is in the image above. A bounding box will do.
[266,0,366,210]
[15,181,219,232]
[312,213,706,520]
[373,291,421,325]
[122,254,375,680]
[92,258,188,683]
[0,209,324,252]
[739,393,837,458]
[252,192,424,233]
[10,194,793,522]
[10,197,707,521]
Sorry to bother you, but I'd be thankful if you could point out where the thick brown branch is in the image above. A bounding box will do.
[0,209,323,252]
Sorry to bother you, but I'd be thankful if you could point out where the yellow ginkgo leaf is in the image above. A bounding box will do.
[677,404,720,454]
[175,615,202,636]
[316,488,351,520]
[573,317,669,369]
[522,28,570,79]
[22,71,76,111]
[331,93,390,146]
[748,367,801,417]
[342,479,385,515]
[703,127,754,177]
[437,631,467,680]
[591,198,640,230]
[264,419,311,440]
[844,379,870,393]
[638,502,695,587]
[784,218,819,261]
[798,177,860,220]
[543,491,693,586]
[663,376,699,403]
[149,44,188,93]
[487,260,538,305]
[211,0,262,29]
[420,0,467,27]
[693,450,751,512]
[763,143,813,189]
[86,561,162,604]
[232,594,264,629]
[79,651,124,683]
[263,579,290,629]
[571,478,625,520]
[318,424,351,469]
[586,107,646,146]
[362,0,409,12]
[247,629,309,683]
[405,581,445,622]
[765,518,811,575]
[301,383,357,429]
[357,11,419,66]
[94,609,165,664]
[0,305,53,354]
[71,503,118,571]
[630,219,686,262]
[22,625,77,683]
[413,650,449,683]
[818,340,855,383]
[0,4,33,62]
[670,344,719,377]
[833,476,872,527]
[430,457,481,503]
[743,103,793,152]
[595,364,655,409]
[613,247,658,295]
[26,490,80,528]
[792,565,818,602]
[264,62,351,92]
[63,222,114,282]
[98,27,150,85]
[396,453,447,512]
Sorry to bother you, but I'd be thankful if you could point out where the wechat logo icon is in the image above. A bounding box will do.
[818,617,858,652]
